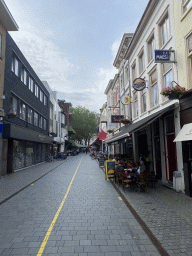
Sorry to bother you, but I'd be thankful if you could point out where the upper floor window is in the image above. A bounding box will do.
[40,90,43,102]
[163,62,173,88]
[120,74,124,90]
[139,51,145,74]
[12,56,19,77]
[19,102,26,120]
[39,116,43,128]
[160,15,170,46]
[124,64,129,84]
[44,95,47,106]
[150,69,158,107]
[183,0,192,13]
[21,67,27,85]
[141,88,147,113]
[132,63,136,82]
[148,36,155,63]
[187,33,192,86]
[11,96,18,114]
[34,112,38,126]
[29,77,34,92]
[133,93,138,118]
[35,84,39,98]
[28,107,33,124]
[0,34,2,58]
[44,118,47,130]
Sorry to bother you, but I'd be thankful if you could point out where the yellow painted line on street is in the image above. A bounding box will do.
[118,197,122,200]
[37,156,83,256]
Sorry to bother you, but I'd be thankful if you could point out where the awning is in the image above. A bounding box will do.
[69,139,80,147]
[68,126,76,134]
[126,104,176,134]
[106,130,129,144]
[174,123,192,142]
[90,137,102,146]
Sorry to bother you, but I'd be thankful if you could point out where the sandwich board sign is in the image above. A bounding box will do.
[105,160,115,181]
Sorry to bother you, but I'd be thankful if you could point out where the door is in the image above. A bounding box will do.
[164,115,177,182]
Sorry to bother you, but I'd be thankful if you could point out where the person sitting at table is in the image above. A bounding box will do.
[138,159,146,174]
[115,160,125,172]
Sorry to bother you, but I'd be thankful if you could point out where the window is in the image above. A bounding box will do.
[21,67,27,85]
[44,95,47,106]
[120,74,123,90]
[134,93,138,118]
[28,108,33,124]
[34,112,38,126]
[29,77,34,92]
[141,89,147,113]
[132,63,136,82]
[0,34,2,58]
[139,51,145,74]
[148,36,155,62]
[11,97,18,114]
[40,90,43,102]
[183,0,192,13]
[163,62,173,88]
[35,84,39,98]
[44,118,47,130]
[39,116,43,128]
[187,33,192,86]
[124,64,129,84]
[150,70,158,107]
[160,15,170,46]
[50,107,53,120]
[11,56,19,76]
[19,102,26,120]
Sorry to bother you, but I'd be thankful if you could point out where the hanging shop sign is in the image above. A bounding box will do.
[111,115,124,123]
[133,78,146,91]
[154,50,176,63]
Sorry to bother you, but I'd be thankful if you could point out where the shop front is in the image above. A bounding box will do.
[2,123,53,173]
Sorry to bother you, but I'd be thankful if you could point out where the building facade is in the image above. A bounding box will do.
[2,33,52,175]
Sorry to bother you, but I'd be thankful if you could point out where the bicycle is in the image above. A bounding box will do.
[46,154,54,162]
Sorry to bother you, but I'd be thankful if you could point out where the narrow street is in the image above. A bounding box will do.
[0,154,160,256]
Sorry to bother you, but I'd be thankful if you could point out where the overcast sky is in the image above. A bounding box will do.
[5,0,149,113]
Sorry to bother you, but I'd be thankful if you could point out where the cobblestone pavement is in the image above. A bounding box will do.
[111,175,192,256]
[0,154,160,256]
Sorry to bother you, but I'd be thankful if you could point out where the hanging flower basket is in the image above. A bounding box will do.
[107,129,114,134]
[0,111,5,117]
[160,85,187,100]
[120,118,132,124]
[7,111,19,117]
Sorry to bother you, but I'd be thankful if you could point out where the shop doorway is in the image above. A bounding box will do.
[153,120,162,179]
[164,115,177,182]
[138,130,148,161]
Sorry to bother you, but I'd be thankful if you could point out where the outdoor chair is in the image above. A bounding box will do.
[136,174,148,192]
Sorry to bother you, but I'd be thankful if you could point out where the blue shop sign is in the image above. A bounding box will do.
[155,50,170,62]
[0,123,3,134]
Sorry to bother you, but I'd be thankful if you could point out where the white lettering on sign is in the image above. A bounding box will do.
[156,55,169,60]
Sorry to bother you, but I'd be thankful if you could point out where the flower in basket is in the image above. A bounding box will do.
[7,111,19,117]
[107,129,114,133]
[120,118,132,124]
[160,85,187,99]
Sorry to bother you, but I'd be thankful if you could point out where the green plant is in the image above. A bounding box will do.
[160,85,186,98]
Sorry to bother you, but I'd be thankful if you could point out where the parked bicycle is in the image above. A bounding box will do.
[46,154,54,162]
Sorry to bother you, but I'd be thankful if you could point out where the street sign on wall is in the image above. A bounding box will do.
[154,50,176,63]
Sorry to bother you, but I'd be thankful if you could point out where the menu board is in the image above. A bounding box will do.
[105,160,115,181]
[99,158,105,167]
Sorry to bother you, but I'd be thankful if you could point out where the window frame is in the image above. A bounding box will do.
[182,0,192,14]
[186,32,192,86]
[35,83,39,98]
[29,76,34,92]
[149,69,158,107]
[133,92,138,118]
[28,107,33,124]
[139,50,145,75]
[40,90,44,102]
[34,112,39,126]
[11,96,18,114]
[147,35,155,63]
[19,102,26,121]
[12,55,20,77]
[141,88,147,114]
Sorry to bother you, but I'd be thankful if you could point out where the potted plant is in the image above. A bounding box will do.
[160,85,187,100]
[7,111,19,117]
[0,111,5,117]
[120,118,132,124]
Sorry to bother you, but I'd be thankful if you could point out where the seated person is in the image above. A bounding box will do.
[138,159,146,174]
[115,160,125,172]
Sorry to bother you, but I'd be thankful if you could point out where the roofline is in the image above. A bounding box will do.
[0,0,19,31]
[124,0,159,60]
[104,79,114,95]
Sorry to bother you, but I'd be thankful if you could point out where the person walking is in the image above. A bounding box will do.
[85,147,88,154]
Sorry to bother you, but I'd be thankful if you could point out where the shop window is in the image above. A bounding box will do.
[29,77,34,92]
[21,66,27,85]
[34,112,38,126]
[150,69,158,107]
[35,83,39,98]
[11,55,20,77]
[148,36,155,63]
[183,0,192,13]
[28,107,33,124]
[19,102,26,120]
